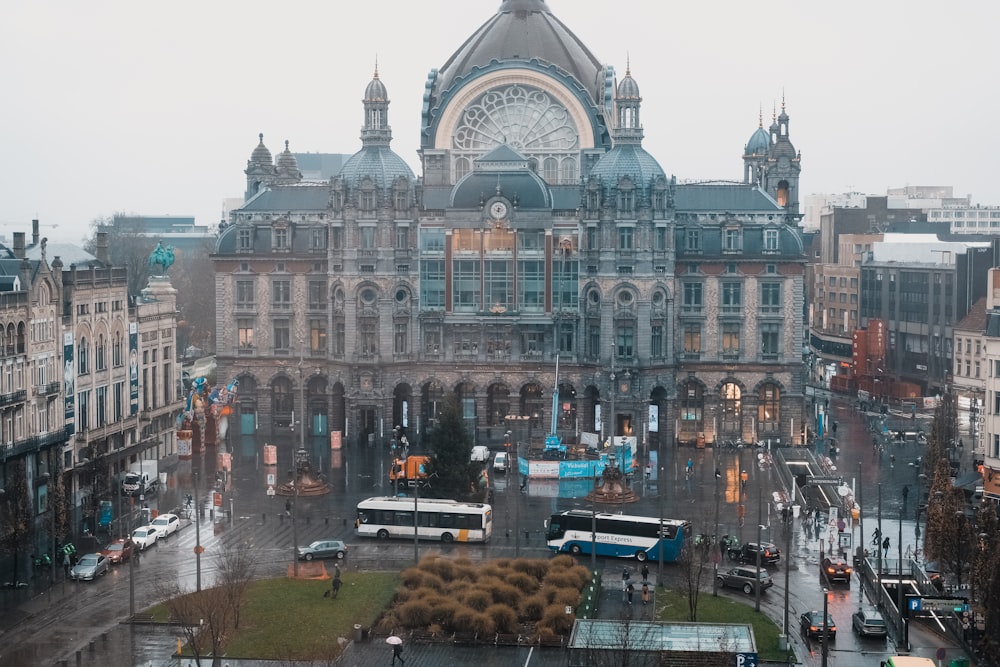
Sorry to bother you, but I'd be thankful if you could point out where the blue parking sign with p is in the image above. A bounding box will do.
[736,654,758,667]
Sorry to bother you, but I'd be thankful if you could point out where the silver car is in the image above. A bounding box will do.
[70,553,109,581]
[851,609,888,638]
[716,566,774,595]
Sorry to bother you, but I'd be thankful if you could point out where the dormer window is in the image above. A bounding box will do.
[763,228,779,252]
[273,226,288,250]
[723,227,742,253]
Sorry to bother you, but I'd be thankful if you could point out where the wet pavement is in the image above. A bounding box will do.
[0,389,978,666]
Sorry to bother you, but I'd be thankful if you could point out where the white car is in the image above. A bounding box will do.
[470,445,490,462]
[132,525,159,550]
[150,513,180,538]
[493,451,509,473]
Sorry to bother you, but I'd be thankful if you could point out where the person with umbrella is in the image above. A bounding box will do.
[387,636,405,665]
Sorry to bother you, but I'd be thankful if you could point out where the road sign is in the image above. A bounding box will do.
[936,647,947,660]
[808,477,841,486]
[213,492,223,507]
[194,545,204,555]
[912,597,968,612]
[267,485,275,496]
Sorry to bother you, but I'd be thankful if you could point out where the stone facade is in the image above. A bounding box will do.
[212,0,807,458]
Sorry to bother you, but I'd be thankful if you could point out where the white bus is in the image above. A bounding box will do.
[545,510,692,562]
[355,496,493,543]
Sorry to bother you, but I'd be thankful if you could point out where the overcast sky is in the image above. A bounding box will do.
[2,1,997,244]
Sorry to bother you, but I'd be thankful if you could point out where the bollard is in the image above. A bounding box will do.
[506,529,510,538]
[210,509,214,520]
[280,513,284,524]
[306,516,310,524]
[524,530,529,541]
[263,512,266,523]
[343,518,347,527]
[325,517,329,525]
[76,650,82,667]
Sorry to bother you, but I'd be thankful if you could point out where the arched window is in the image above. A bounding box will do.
[272,377,293,417]
[487,383,510,427]
[543,157,559,183]
[454,157,471,182]
[758,383,781,434]
[96,334,107,371]
[720,382,742,435]
[560,157,577,184]
[680,381,703,432]
[112,332,123,367]
[78,336,89,375]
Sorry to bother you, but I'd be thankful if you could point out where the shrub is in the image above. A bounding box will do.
[401,568,445,592]
[520,594,546,621]
[488,582,521,607]
[549,554,577,570]
[452,563,478,582]
[485,603,518,634]
[542,571,579,591]
[397,599,433,627]
[566,565,593,589]
[427,623,444,637]
[452,608,495,636]
[478,564,506,580]
[511,558,549,580]
[506,571,539,595]
[428,598,460,628]
[539,603,574,635]
[421,557,456,582]
[550,587,581,609]
[462,588,492,612]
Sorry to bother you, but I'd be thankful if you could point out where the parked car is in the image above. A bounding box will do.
[728,541,781,565]
[822,556,852,583]
[70,553,109,581]
[851,609,888,638]
[150,513,180,539]
[716,566,773,595]
[100,538,135,564]
[132,526,159,550]
[296,539,348,561]
[800,610,837,640]
[493,451,509,473]
[470,446,491,463]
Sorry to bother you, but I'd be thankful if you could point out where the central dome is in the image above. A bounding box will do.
[434,0,604,101]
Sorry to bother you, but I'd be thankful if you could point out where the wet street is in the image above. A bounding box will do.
[0,390,974,666]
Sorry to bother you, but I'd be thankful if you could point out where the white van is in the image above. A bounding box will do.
[470,446,490,463]
[493,451,509,472]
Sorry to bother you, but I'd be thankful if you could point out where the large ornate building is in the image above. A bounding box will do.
[213,0,807,458]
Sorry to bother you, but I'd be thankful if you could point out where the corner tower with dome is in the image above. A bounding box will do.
[212,0,807,460]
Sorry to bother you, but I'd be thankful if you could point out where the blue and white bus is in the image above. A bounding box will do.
[544,510,692,562]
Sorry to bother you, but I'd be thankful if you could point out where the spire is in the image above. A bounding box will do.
[613,62,643,145]
[362,66,392,147]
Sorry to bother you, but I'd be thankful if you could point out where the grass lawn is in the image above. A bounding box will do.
[146,572,398,661]
[656,589,794,663]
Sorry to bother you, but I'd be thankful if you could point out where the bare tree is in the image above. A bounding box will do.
[170,238,217,354]
[158,581,234,667]
[214,534,257,630]
[0,460,33,585]
[82,213,155,297]
[678,538,711,621]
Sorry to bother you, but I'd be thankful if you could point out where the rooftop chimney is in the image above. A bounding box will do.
[32,219,39,245]
[13,232,25,259]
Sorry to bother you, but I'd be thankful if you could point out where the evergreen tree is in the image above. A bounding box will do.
[425,393,480,500]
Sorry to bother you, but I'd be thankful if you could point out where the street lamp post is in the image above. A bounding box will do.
[193,471,202,592]
[712,465,721,596]
[821,588,831,667]
[289,469,299,578]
